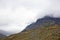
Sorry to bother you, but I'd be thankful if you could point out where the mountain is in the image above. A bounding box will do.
[0,16,60,40]
[23,16,60,31]
[0,34,6,38]
[0,30,7,38]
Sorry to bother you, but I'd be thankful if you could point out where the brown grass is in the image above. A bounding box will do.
[0,24,60,40]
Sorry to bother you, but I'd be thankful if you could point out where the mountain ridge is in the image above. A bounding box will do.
[23,16,60,31]
[0,16,60,40]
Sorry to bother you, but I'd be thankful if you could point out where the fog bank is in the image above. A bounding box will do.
[0,0,60,36]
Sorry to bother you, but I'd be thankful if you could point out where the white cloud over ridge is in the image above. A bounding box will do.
[0,0,60,36]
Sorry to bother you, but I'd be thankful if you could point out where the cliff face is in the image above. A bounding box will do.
[0,16,60,40]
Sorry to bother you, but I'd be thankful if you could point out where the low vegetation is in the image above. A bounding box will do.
[0,24,60,40]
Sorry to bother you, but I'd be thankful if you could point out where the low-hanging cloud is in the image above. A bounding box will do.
[0,0,60,36]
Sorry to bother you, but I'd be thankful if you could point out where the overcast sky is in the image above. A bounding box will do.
[0,0,60,36]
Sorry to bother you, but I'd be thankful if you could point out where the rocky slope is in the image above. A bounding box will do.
[0,16,60,40]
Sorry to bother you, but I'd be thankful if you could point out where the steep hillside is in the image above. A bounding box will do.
[0,16,60,40]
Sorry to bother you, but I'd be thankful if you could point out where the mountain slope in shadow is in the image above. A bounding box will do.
[23,16,60,31]
[0,16,60,40]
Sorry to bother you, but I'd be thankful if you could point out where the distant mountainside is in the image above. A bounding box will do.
[23,16,60,31]
[0,16,60,40]
[0,34,6,38]
[0,30,7,38]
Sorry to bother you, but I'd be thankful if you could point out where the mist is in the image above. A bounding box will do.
[0,0,60,36]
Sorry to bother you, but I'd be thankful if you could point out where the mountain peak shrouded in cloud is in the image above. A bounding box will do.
[0,0,60,36]
[23,16,60,31]
[0,16,60,40]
